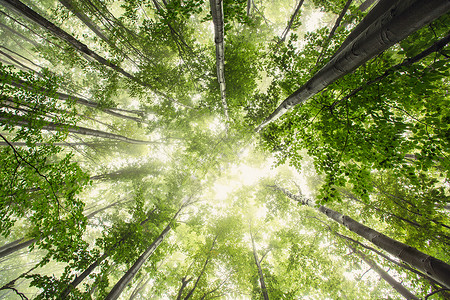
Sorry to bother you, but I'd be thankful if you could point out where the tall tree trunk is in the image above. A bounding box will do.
[60,208,158,298]
[334,0,395,56]
[256,0,450,132]
[104,222,173,300]
[209,0,229,123]
[0,238,35,259]
[313,0,353,67]
[57,0,108,42]
[0,0,171,99]
[84,198,132,219]
[250,227,269,300]
[183,235,218,300]
[279,0,305,43]
[334,232,444,289]
[2,70,144,123]
[0,22,38,47]
[330,33,450,110]
[271,185,450,288]
[0,201,116,261]
[0,114,151,144]
[349,245,420,300]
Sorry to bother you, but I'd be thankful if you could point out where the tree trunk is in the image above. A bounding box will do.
[0,0,163,94]
[250,228,269,300]
[176,277,192,300]
[335,232,444,288]
[209,0,229,123]
[330,33,450,110]
[0,238,35,259]
[104,223,173,300]
[279,0,305,42]
[350,245,420,300]
[0,22,38,47]
[358,0,377,12]
[60,208,158,298]
[57,0,108,43]
[271,185,450,288]
[256,0,450,132]
[84,198,132,219]
[314,0,353,67]
[3,74,143,122]
[0,114,151,144]
[335,0,395,56]
[183,235,218,300]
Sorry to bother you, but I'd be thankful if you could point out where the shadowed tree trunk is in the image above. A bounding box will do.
[0,0,176,103]
[183,235,218,300]
[210,0,229,123]
[250,227,269,300]
[270,185,450,288]
[313,0,353,67]
[349,244,420,300]
[0,238,35,259]
[330,33,450,110]
[57,0,108,42]
[104,208,181,300]
[334,0,395,56]
[279,0,305,43]
[59,208,159,298]
[256,0,450,131]
[0,113,152,144]
[104,223,173,300]
[334,232,445,289]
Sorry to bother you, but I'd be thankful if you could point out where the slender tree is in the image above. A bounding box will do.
[348,244,420,300]
[313,0,353,67]
[0,113,152,144]
[104,208,181,300]
[256,0,450,131]
[210,0,229,123]
[250,226,269,300]
[270,185,450,288]
[279,0,305,43]
[0,0,177,103]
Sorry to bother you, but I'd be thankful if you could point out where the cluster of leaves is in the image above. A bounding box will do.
[0,65,89,245]
[258,15,450,204]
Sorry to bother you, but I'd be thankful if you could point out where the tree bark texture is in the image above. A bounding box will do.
[104,224,172,300]
[256,0,450,131]
[279,0,305,42]
[350,245,420,300]
[336,0,395,55]
[273,185,450,288]
[0,238,35,259]
[0,0,161,93]
[318,205,450,288]
[209,0,229,122]
[250,229,270,300]
[0,114,151,144]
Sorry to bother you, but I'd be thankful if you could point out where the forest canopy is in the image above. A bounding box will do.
[0,0,449,299]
